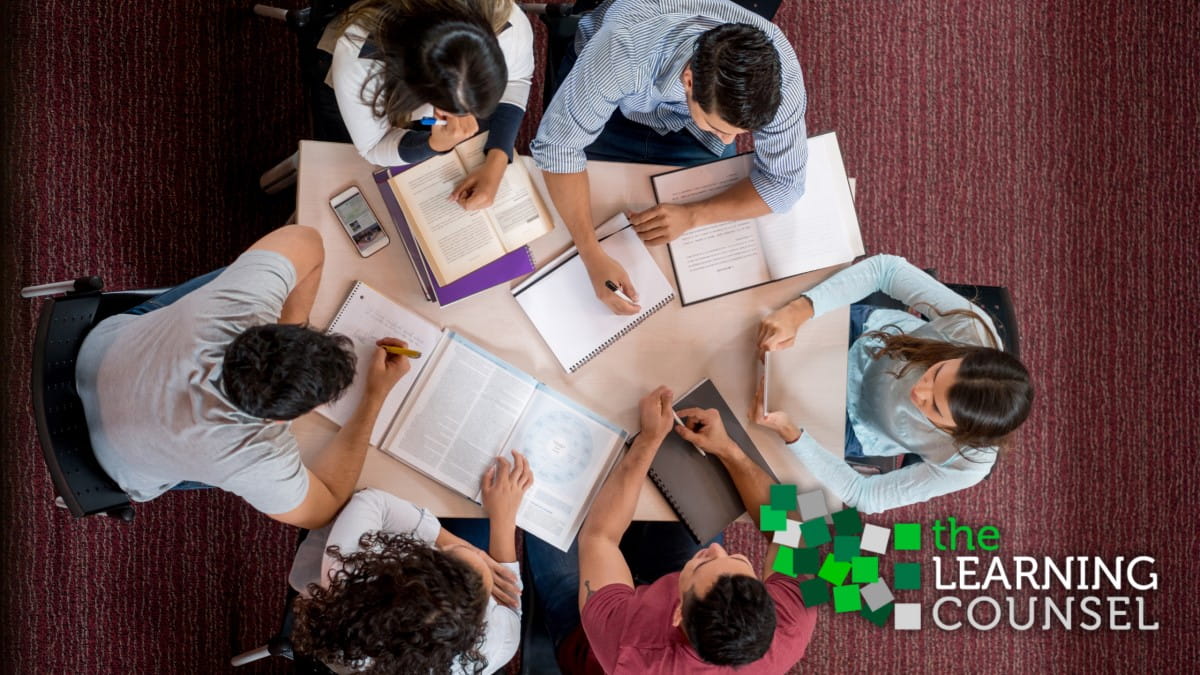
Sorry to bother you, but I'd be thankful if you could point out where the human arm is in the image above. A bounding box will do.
[627,177,771,245]
[577,386,674,609]
[246,225,324,325]
[673,407,776,546]
[786,434,993,514]
[542,170,641,315]
[269,339,412,529]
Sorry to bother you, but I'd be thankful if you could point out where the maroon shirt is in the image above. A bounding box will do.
[578,572,817,674]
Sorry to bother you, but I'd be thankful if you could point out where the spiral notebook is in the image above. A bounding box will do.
[647,379,778,544]
[512,217,675,373]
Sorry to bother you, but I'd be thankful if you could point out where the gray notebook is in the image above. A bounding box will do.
[647,379,778,544]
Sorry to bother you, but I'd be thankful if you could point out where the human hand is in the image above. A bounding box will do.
[581,249,641,315]
[627,204,698,245]
[427,110,479,153]
[450,152,505,210]
[483,553,521,608]
[751,374,802,443]
[757,297,814,352]
[674,406,742,458]
[481,451,533,525]
[638,386,676,444]
[364,338,412,399]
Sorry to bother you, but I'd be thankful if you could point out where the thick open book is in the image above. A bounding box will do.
[318,282,628,551]
[654,132,865,305]
[387,133,554,286]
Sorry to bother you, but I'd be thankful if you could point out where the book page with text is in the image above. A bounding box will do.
[390,154,506,286]
[656,154,772,304]
[383,334,537,498]
[455,133,553,252]
[760,134,861,279]
[316,282,444,446]
[502,386,627,551]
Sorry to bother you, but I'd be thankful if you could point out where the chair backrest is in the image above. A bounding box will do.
[30,289,156,521]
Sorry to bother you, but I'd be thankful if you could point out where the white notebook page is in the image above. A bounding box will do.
[513,217,676,372]
[316,282,444,446]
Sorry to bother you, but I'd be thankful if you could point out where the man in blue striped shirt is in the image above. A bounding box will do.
[531,0,808,315]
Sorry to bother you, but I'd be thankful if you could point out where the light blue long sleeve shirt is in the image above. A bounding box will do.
[530,0,809,213]
[787,255,1003,514]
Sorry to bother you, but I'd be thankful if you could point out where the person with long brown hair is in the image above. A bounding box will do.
[329,0,533,209]
[754,255,1033,513]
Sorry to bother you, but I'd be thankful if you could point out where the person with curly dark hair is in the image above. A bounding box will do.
[75,225,413,529]
[526,387,817,673]
[290,451,533,674]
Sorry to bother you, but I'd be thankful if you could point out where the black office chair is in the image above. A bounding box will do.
[22,277,172,521]
[231,530,334,673]
[254,1,357,193]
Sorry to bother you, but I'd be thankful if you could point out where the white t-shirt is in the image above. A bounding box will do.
[289,489,522,675]
[329,2,535,166]
[75,250,309,515]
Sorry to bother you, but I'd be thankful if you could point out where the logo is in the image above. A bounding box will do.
[759,485,920,628]
[760,486,1160,631]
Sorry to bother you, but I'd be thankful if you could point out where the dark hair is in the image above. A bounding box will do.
[221,324,356,420]
[345,0,507,128]
[689,23,782,131]
[292,531,490,674]
[868,311,1034,448]
[681,574,776,666]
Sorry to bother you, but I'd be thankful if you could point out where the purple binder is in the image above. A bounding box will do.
[373,166,535,306]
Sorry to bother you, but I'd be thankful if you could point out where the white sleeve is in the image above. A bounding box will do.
[497,4,534,110]
[318,488,442,585]
[329,28,417,166]
[468,561,523,675]
[803,255,998,343]
[786,432,993,514]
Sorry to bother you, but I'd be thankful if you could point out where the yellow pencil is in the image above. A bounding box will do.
[382,346,422,358]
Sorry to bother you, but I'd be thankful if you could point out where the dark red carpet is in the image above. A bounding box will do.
[2,0,1197,672]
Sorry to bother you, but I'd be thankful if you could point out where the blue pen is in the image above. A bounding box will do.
[419,116,448,127]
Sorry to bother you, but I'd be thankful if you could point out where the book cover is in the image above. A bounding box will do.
[373,166,534,306]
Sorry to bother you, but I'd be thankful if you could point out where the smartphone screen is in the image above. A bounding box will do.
[332,190,389,257]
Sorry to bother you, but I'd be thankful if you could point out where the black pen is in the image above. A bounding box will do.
[604,279,635,305]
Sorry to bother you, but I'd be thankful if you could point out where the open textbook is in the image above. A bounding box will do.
[317,282,628,551]
[654,131,864,305]
[387,133,553,286]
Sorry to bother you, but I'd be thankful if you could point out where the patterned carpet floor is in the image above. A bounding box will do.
[1,0,1197,672]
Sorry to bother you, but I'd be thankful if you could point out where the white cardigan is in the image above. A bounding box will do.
[329,2,534,166]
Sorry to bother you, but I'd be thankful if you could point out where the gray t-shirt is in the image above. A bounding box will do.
[75,250,310,514]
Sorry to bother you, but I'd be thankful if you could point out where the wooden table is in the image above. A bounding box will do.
[291,141,850,520]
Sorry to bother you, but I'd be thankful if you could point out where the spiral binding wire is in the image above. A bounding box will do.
[568,293,675,372]
[647,467,699,543]
[327,281,366,333]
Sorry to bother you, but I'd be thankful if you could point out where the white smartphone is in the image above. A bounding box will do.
[330,185,390,258]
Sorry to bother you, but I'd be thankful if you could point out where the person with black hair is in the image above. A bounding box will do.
[290,452,533,673]
[328,0,534,210]
[531,0,808,316]
[525,386,817,673]
[76,225,412,529]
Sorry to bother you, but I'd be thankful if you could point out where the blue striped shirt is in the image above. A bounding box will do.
[530,0,809,212]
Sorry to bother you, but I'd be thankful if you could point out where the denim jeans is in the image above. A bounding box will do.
[439,518,492,550]
[525,522,724,647]
[556,49,736,167]
[124,267,226,315]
